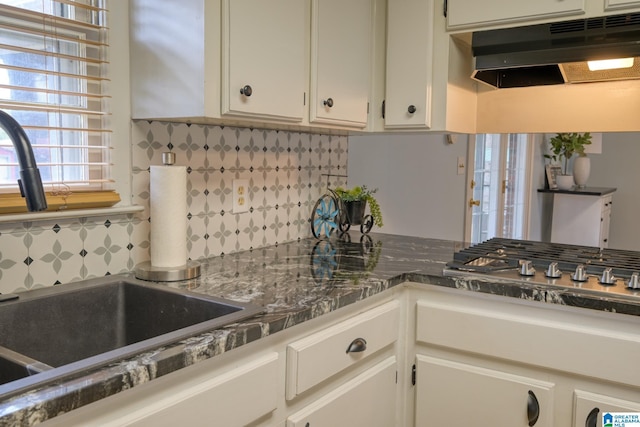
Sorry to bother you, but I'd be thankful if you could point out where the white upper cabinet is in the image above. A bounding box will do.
[605,0,640,10]
[385,0,434,129]
[447,0,586,30]
[309,0,372,128]
[221,0,306,122]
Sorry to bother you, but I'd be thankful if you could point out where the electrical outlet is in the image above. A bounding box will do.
[232,179,249,213]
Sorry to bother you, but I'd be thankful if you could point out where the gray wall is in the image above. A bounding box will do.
[348,133,468,241]
[350,131,640,251]
[588,133,640,251]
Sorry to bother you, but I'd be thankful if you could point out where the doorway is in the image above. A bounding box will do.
[464,134,534,244]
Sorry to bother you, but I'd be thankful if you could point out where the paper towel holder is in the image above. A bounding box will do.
[134,260,201,282]
[134,150,201,282]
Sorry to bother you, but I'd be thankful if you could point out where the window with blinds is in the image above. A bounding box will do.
[0,0,118,213]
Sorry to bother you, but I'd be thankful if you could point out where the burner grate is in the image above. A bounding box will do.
[454,238,640,278]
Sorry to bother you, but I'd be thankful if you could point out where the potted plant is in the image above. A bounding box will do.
[545,132,592,189]
[334,185,383,229]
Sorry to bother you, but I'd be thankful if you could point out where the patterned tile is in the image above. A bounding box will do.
[0,233,29,293]
[0,120,347,293]
[29,225,83,287]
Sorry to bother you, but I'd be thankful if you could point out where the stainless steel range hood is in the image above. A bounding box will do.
[471,12,640,88]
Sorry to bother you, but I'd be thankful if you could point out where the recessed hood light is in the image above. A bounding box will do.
[587,57,634,71]
[471,13,640,88]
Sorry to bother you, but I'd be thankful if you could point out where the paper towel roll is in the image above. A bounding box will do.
[150,165,188,268]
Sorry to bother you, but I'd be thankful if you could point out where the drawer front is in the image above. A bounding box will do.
[286,357,397,427]
[286,300,400,400]
[129,352,279,427]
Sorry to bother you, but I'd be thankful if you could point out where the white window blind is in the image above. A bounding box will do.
[0,0,110,194]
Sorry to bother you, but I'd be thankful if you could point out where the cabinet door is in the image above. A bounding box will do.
[415,355,555,427]
[605,0,640,11]
[287,357,397,427]
[310,0,371,128]
[447,0,585,29]
[221,0,306,122]
[551,194,606,247]
[574,390,640,427]
[600,196,612,248]
[385,0,433,129]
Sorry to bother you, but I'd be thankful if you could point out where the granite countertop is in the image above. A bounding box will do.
[2,233,640,425]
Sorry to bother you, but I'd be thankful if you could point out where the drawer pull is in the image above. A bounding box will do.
[346,338,367,354]
[527,390,540,426]
[585,407,599,427]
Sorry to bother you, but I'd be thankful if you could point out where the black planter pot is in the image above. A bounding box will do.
[344,200,366,225]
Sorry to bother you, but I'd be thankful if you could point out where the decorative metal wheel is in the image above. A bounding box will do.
[360,214,374,234]
[311,193,340,238]
[310,240,339,285]
[360,234,373,253]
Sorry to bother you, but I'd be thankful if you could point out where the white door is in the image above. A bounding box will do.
[384,0,434,129]
[574,389,640,427]
[222,0,306,122]
[310,0,371,127]
[415,355,555,427]
[465,133,533,244]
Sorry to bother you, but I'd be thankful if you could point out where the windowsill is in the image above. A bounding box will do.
[0,205,144,224]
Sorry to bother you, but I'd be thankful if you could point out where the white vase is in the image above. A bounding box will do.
[556,174,574,190]
[573,155,591,188]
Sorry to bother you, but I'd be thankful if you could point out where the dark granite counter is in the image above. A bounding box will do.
[537,186,617,196]
[1,233,639,425]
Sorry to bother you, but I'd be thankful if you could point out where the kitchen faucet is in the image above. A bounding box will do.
[0,110,47,211]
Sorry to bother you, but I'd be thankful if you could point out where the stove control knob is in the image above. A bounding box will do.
[599,267,616,285]
[627,273,640,289]
[545,262,562,279]
[519,260,536,276]
[572,264,587,282]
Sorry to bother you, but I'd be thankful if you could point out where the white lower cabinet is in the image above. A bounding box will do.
[287,356,397,427]
[38,284,640,426]
[41,294,401,426]
[410,284,640,427]
[42,352,279,427]
[550,192,614,247]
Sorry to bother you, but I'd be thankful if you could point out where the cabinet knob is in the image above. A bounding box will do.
[585,407,599,427]
[527,390,540,426]
[323,98,334,108]
[240,85,253,97]
[407,105,416,114]
[346,337,367,354]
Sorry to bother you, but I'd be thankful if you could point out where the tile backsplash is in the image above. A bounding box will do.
[0,121,347,294]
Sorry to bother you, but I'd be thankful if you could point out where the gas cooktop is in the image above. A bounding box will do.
[444,238,640,301]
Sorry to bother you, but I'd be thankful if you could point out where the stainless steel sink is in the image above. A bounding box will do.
[0,276,263,399]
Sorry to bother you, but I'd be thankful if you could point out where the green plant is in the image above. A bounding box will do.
[334,185,383,228]
[544,132,592,175]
